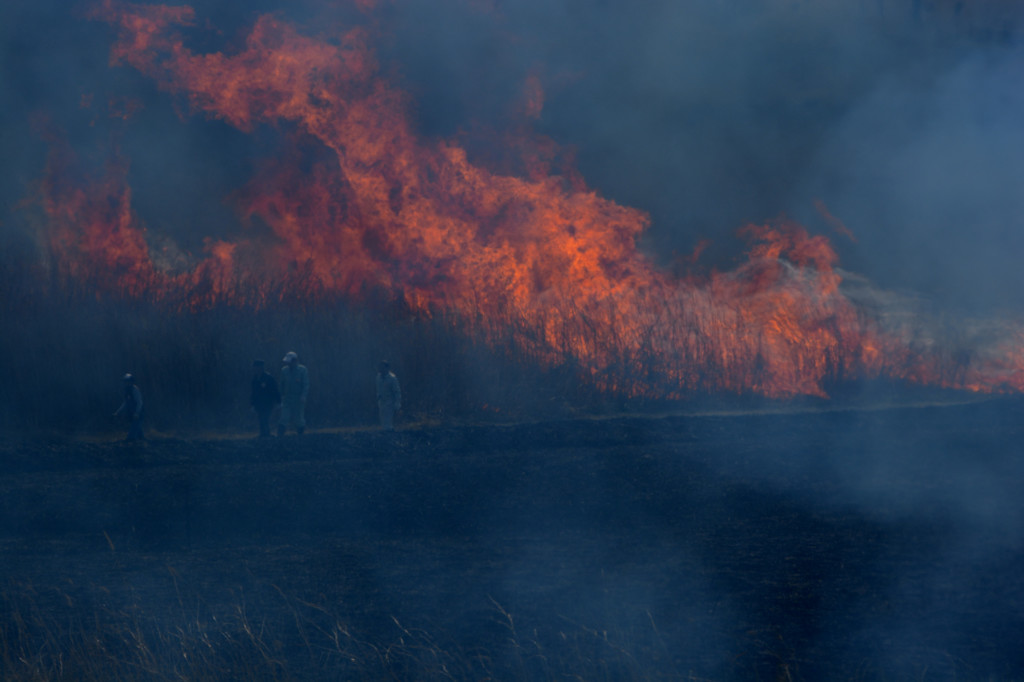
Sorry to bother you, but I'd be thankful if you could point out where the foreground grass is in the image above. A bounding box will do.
[4,404,1022,681]
[0,580,689,682]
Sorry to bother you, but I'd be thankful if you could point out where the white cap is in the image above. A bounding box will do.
[283,351,298,363]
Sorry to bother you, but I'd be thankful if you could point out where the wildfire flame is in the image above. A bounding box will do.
[35,1,1024,399]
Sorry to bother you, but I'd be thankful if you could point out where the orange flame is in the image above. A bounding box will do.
[38,135,241,307]
[36,1,1024,399]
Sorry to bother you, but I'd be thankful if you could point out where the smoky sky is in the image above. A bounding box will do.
[2,0,1023,312]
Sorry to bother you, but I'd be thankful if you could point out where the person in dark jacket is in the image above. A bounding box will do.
[114,373,144,442]
[250,359,281,437]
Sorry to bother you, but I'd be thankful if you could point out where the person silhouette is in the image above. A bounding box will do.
[376,361,401,430]
[114,373,144,442]
[250,359,281,437]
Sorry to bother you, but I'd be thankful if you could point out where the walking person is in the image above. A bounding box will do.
[278,351,309,436]
[376,361,401,430]
[114,373,144,442]
[250,359,280,438]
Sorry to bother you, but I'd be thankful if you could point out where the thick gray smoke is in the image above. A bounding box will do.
[797,47,1024,314]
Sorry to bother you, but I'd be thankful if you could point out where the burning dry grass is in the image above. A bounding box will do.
[0,252,1013,437]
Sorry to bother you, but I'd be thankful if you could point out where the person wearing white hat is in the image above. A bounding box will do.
[278,351,309,436]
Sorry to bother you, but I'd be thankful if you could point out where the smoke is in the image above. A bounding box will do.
[798,45,1024,314]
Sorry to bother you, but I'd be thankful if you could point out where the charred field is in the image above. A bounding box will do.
[2,398,1024,681]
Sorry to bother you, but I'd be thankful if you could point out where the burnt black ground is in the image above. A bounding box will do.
[2,398,1024,680]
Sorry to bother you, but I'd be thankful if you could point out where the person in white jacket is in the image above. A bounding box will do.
[376,361,401,430]
[278,351,309,436]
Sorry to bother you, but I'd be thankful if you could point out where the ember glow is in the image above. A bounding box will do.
[36,1,1024,398]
